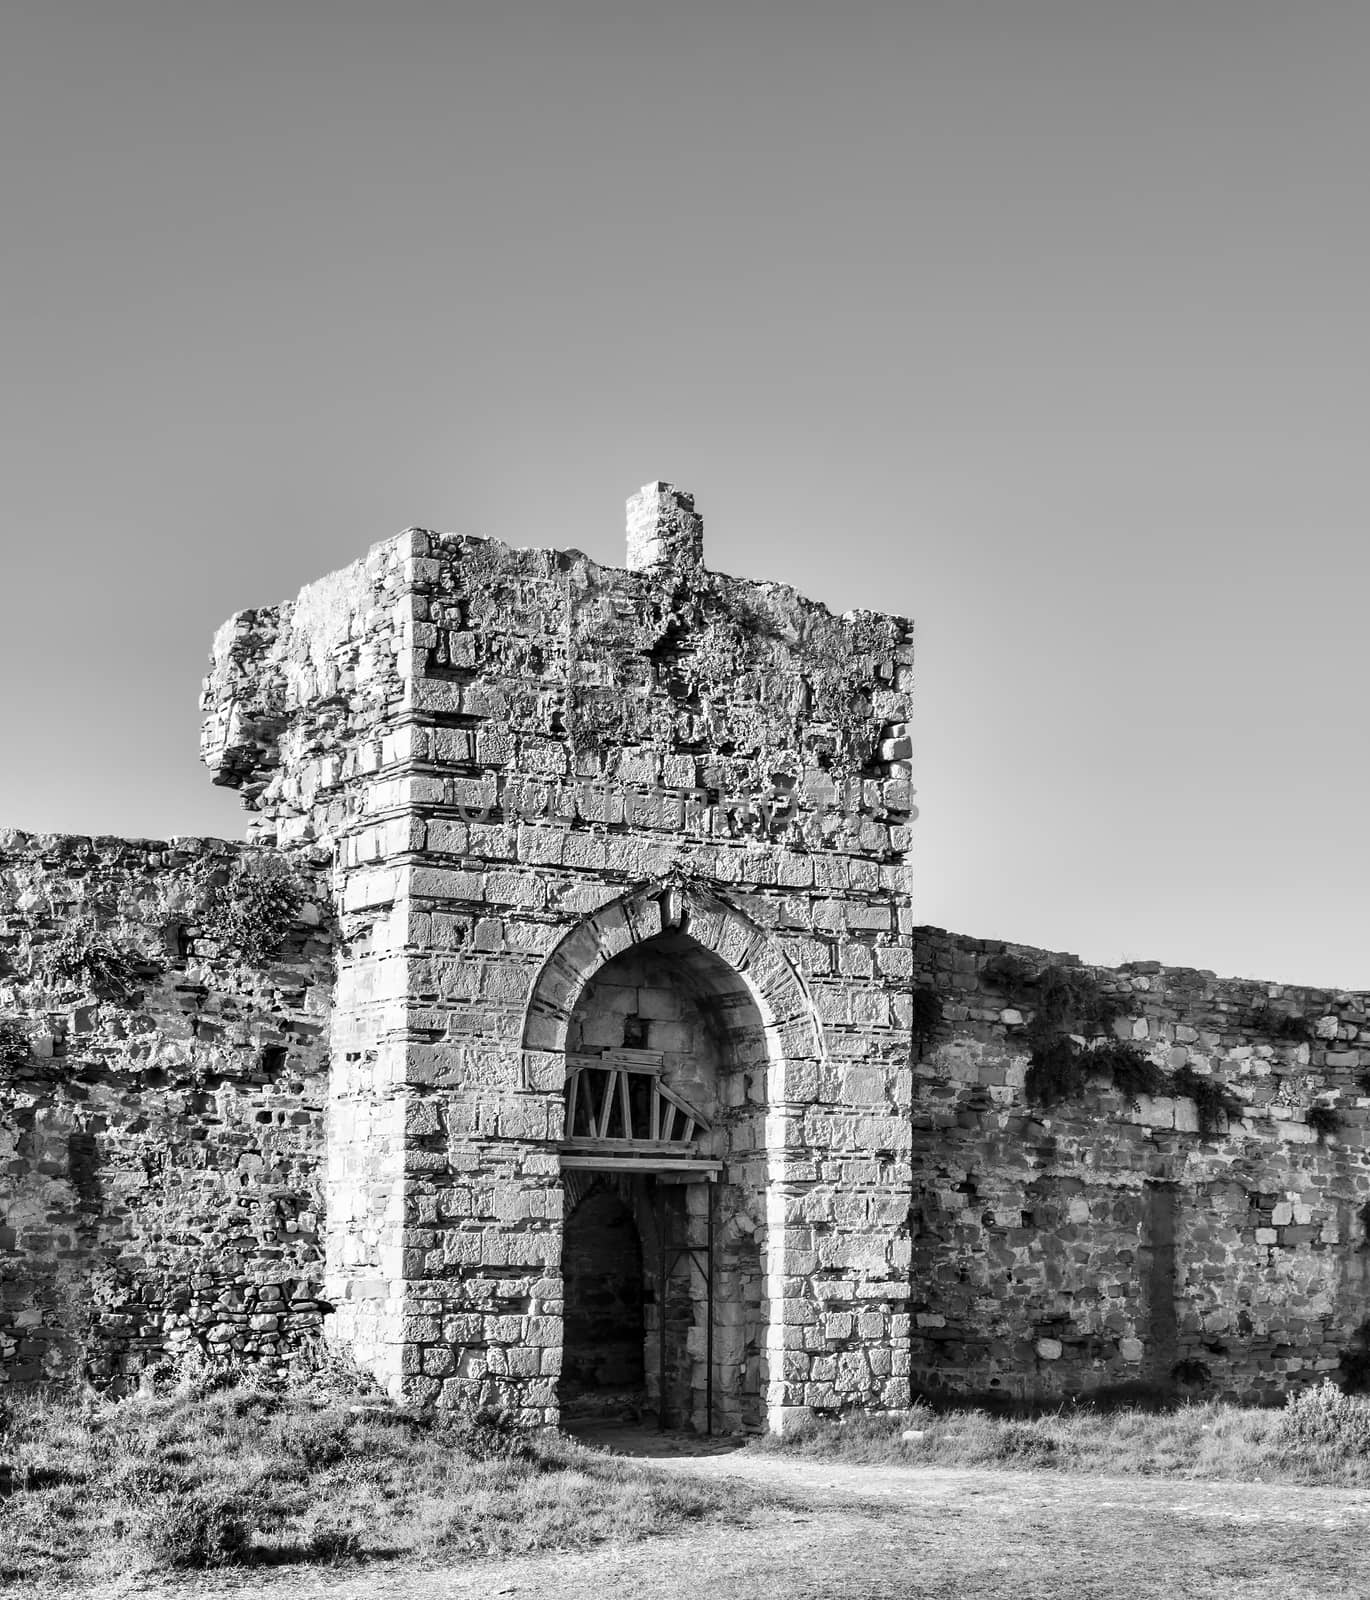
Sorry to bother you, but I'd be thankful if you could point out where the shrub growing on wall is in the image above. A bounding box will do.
[1171,1356,1212,1388]
[1169,1064,1241,1137]
[199,856,306,967]
[1307,1103,1343,1142]
[1250,1003,1313,1042]
[1010,964,1248,1135]
[42,920,141,1001]
[1024,1038,1162,1108]
[1085,1039,1166,1102]
[1028,965,1130,1041]
[1018,964,1142,1106]
[981,952,1038,992]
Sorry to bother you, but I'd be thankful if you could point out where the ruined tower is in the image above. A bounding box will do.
[201,482,918,1428]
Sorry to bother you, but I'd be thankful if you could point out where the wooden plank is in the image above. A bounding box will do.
[567,1050,662,1076]
[618,1069,633,1140]
[559,1137,698,1154]
[593,1068,616,1138]
[657,1080,710,1132]
[601,1047,665,1070]
[560,1154,722,1174]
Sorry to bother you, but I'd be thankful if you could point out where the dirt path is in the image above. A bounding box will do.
[67,1430,1370,1600]
[575,1422,1370,1522]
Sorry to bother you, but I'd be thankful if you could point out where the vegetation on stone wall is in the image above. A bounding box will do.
[988,960,1150,1108]
[1250,1003,1313,1042]
[1168,1064,1242,1136]
[1307,1103,1343,1142]
[41,920,145,1002]
[984,955,1252,1134]
[1170,1356,1212,1388]
[981,952,1038,991]
[1024,1037,1163,1109]
[198,856,306,967]
[1028,966,1131,1038]
[1081,1039,1166,1100]
[1,834,335,1395]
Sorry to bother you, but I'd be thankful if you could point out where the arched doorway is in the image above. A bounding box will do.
[525,880,827,1435]
[558,926,770,1432]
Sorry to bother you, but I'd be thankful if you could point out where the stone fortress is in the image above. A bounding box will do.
[3,483,1368,1431]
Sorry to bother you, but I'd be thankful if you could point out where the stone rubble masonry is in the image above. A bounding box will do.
[910,928,1370,1404]
[0,831,334,1390]
[3,481,1367,1422]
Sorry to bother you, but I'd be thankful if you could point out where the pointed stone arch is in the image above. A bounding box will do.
[522,877,826,1434]
[520,879,826,1086]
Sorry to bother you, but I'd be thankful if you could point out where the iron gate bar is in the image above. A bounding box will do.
[656,1182,667,1433]
[706,1179,714,1436]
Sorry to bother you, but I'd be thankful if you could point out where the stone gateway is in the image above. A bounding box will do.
[2,484,1367,1426]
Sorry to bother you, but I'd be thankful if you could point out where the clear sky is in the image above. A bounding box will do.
[2,3,1367,989]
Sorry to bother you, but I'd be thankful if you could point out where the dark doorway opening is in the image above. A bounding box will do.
[560,1189,646,1418]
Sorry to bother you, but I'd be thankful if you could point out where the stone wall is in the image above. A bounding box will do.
[0,831,334,1391]
[7,480,1365,1424]
[910,927,1370,1404]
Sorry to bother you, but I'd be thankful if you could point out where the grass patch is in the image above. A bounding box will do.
[756,1383,1370,1487]
[0,1378,743,1585]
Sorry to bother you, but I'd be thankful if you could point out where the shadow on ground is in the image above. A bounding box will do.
[562,1419,751,1460]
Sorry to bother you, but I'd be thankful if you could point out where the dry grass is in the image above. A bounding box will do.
[757,1380,1370,1486]
[0,1375,744,1587]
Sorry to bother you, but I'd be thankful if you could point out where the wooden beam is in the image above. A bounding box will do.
[618,1068,633,1140]
[593,1068,614,1138]
[601,1047,666,1070]
[559,1154,722,1175]
[559,1137,696,1154]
